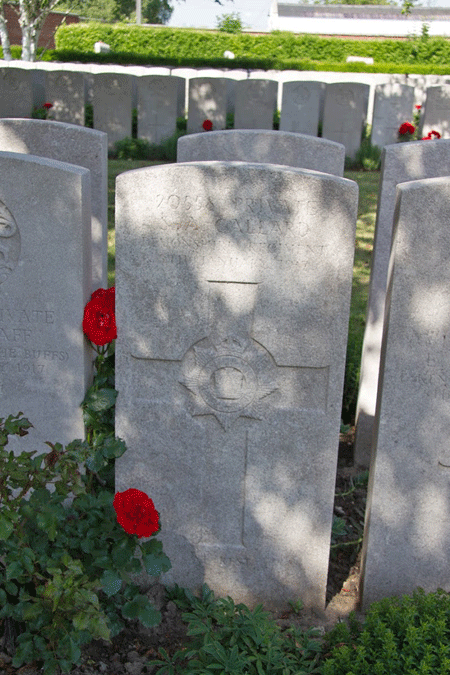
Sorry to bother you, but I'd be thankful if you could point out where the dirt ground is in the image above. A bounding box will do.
[0,431,368,675]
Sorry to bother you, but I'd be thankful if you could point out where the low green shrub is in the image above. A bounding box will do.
[84,102,94,128]
[154,584,324,675]
[322,588,450,675]
[111,129,187,161]
[53,23,450,72]
[216,12,243,34]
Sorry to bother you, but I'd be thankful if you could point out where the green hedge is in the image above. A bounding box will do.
[51,23,450,72]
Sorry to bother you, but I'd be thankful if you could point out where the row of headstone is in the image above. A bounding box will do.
[3,116,450,613]
[3,65,445,156]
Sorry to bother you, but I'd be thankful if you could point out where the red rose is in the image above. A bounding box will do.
[202,119,213,131]
[82,286,117,346]
[113,489,160,538]
[43,102,53,109]
[421,130,441,140]
[398,122,415,135]
[415,104,421,110]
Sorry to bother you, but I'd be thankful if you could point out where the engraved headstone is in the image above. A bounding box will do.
[0,119,108,291]
[420,85,450,139]
[137,75,183,144]
[279,81,324,136]
[177,129,345,176]
[322,82,369,159]
[93,72,132,148]
[187,77,228,134]
[355,140,450,467]
[234,79,278,130]
[0,151,92,502]
[44,70,85,125]
[0,68,33,118]
[361,175,450,608]
[371,83,414,148]
[115,162,358,610]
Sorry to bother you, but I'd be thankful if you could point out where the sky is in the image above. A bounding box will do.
[167,0,450,33]
[167,0,273,33]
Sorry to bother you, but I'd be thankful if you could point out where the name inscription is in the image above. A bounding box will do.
[0,306,67,378]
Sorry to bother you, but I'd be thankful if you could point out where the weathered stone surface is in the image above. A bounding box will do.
[187,77,228,134]
[177,129,345,176]
[360,175,450,608]
[371,83,415,148]
[0,67,33,118]
[0,119,108,291]
[115,161,357,610]
[322,82,369,159]
[354,139,450,467]
[44,70,85,125]
[0,151,92,503]
[137,75,183,144]
[93,71,132,148]
[280,81,324,136]
[234,79,278,129]
[421,85,450,139]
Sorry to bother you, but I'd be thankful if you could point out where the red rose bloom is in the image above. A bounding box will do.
[398,122,415,135]
[415,104,421,110]
[82,286,117,345]
[202,119,213,131]
[113,489,160,538]
[422,130,441,140]
[43,102,53,109]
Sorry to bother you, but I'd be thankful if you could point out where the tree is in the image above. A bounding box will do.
[0,0,77,61]
[0,3,12,60]
[0,0,175,61]
[141,0,173,23]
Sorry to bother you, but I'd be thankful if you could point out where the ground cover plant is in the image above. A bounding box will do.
[321,588,450,674]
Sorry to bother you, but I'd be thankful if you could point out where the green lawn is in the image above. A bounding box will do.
[107,161,380,421]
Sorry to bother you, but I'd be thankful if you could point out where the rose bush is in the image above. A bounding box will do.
[0,287,171,675]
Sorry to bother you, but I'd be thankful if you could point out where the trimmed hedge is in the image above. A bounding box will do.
[51,23,450,72]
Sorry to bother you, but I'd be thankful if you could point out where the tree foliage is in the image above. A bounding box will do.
[0,0,174,60]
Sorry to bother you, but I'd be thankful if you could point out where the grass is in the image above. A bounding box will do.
[107,161,380,421]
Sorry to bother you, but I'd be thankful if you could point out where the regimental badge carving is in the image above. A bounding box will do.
[0,200,21,284]
[180,335,279,430]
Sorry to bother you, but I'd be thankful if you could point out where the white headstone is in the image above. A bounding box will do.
[44,70,85,126]
[279,81,324,136]
[187,77,228,134]
[361,175,450,608]
[137,75,183,144]
[177,129,345,176]
[322,82,369,159]
[115,161,357,610]
[0,118,108,291]
[0,68,33,118]
[234,79,278,130]
[421,85,450,139]
[355,140,450,467]
[0,151,92,502]
[93,72,132,149]
[371,83,415,148]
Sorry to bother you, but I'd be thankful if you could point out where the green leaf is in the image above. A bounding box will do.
[122,594,162,627]
[84,388,117,412]
[100,570,123,597]
[0,514,14,540]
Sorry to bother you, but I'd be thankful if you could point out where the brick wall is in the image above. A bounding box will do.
[3,3,80,50]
